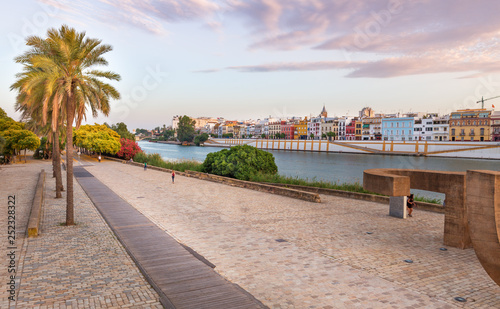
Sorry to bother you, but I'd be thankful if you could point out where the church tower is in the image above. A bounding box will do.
[320,105,328,118]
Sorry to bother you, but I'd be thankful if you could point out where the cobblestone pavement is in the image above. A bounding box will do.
[0,161,43,309]
[88,160,500,309]
[1,160,162,308]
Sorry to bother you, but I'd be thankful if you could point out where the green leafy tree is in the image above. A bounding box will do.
[12,25,121,225]
[0,107,7,119]
[322,133,327,140]
[261,133,266,138]
[159,129,175,141]
[194,133,209,146]
[110,122,135,140]
[326,132,336,141]
[0,136,5,156]
[74,124,121,155]
[177,115,196,142]
[202,144,278,180]
[136,128,149,135]
[310,133,315,139]
[2,129,40,163]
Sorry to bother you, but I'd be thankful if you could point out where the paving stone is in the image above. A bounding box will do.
[0,159,162,308]
[87,160,500,309]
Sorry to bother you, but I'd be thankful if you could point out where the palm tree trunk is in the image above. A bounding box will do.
[54,131,63,198]
[52,135,56,177]
[65,95,75,225]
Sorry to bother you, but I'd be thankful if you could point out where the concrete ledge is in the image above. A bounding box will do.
[104,156,321,203]
[265,183,445,214]
[28,169,45,237]
[183,170,321,203]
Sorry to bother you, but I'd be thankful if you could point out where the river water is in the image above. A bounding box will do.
[138,141,500,201]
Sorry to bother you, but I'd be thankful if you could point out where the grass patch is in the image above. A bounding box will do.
[249,173,443,205]
[248,173,378,195]
[414,195,442,205]
[133,152,203,172]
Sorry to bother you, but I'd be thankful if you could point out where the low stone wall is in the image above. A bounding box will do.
[27,169,45,237]
[183,170,321,203]
[104,156,321,203]
[265,183,445,214]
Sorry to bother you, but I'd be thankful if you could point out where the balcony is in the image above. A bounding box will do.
[469,133,475,136]
[459,132,466,136]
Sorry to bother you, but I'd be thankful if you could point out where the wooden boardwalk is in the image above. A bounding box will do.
[74,166,266,309]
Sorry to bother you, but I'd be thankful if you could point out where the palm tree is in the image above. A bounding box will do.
[15,94,66,198]
[12,67,66,198]
[13,25,120,225]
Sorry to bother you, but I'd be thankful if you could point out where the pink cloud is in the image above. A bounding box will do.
[37,0,500,78]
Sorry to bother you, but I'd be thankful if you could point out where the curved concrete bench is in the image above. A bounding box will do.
[466,170,500,286]
[363,168,469,249]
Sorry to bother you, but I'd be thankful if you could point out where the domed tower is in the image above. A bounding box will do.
[320,105,328,118]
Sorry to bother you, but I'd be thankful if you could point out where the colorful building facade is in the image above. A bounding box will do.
[449,109,491,141]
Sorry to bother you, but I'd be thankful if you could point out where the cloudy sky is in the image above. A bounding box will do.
[1,0,500,129]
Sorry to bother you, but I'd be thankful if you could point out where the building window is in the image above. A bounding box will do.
[480,128,485,135]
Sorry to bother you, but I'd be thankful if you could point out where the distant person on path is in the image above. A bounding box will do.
[144,162,147,171]
[129,158,133,164]
[171,170,175,184]
[407,194,415,217]
[98,155,101,162]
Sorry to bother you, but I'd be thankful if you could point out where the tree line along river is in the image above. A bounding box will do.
[138,141,500,201]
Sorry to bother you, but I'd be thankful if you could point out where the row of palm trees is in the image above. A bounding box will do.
[11,25,121,225]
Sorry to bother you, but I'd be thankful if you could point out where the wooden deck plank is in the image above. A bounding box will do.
[75,166,266,309]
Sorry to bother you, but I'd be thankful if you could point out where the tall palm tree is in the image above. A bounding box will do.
[12,55,68,198]
[13,25,120,225]
[15,91,65,198]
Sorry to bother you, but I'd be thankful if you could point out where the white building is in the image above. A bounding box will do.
[413,117,434,141]
[432,115,449,141]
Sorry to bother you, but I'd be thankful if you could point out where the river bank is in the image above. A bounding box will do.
[205,138,500,159]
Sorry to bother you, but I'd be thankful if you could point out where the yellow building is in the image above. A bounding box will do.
[355,120,362,140]
[449,109,492,141]
[294,118,308,139]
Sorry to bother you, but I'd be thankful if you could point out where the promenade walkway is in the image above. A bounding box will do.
[86,159,500,309]
[3,156,500,308]
[1,159,162,308]
[74,165,265,309]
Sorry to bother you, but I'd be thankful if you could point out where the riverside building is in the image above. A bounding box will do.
[492,111,500,141]
[449,109,492,141]
[382,117,415,141]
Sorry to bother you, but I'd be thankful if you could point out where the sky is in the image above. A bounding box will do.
[1,0,500,130]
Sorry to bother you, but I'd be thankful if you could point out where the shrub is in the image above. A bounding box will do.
[202,145,277,180]
[117,138,142,160]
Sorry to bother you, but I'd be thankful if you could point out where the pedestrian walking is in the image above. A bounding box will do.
[98,154,101,162]
[171,170,175,184]
[144,162,147,171]
[407,194,415,217]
